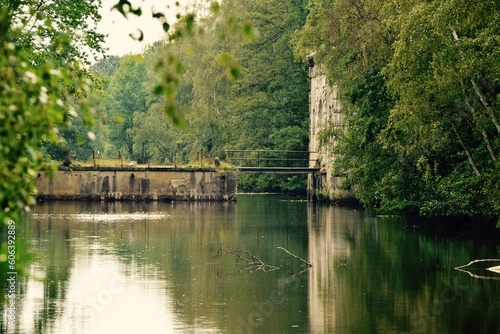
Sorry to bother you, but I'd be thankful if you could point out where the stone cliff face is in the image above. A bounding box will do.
[308,62,353,202]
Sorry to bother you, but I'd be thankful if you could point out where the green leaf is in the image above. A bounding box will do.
[153,84,165,95]
[153,12,165,19]
[77,135,86,145]
[112,0,132,18]
[162,22,170,33]
[217,53,233,67]
[210,2,221,14]
[165,104,176,116]
[185,14,195,34]
[131,7,142,16]
[242,23,258,39]
[225,66,241,81]
[172,114,185,127]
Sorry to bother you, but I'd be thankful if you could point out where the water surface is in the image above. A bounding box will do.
[2,195,500,333]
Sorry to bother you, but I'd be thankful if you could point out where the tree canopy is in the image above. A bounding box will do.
[0,0,107,299]
[81,0,310,192]
[3,0,500,237]
[0,0,105,223]
[293,0,500,220]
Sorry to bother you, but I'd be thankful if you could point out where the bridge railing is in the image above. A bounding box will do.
[226,150,317,167]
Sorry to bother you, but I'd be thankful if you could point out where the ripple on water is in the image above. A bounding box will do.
[32,212,171,223]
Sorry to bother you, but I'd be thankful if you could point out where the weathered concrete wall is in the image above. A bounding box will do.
[35,167,237,201]
[307,62,354,202]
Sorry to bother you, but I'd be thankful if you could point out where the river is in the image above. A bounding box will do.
[2,194,500,333]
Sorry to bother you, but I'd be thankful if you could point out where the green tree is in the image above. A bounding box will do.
[129,105,182,165]
[293,0,400,206]
[203,0,310,192]
[41,115,95,162]
[382,0,500,216]
[0,0,104,213]
[91,55,121,78]
[0,0,105,299]
[107,55,149,162]
[136,0,310,194]
[294,0,500,220]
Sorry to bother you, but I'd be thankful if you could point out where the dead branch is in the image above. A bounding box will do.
[277,246,312,268]
[455,268,500,281]
[214,247,312,277]
[219,248,280,273]
[455,258,500,271]
[455,259,500,280]
[487,265,500,274]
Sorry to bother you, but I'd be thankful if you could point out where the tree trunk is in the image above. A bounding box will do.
[451,27,500,134]
[451,122,480,176]
[470,79,500,134]
[463,96,496,161]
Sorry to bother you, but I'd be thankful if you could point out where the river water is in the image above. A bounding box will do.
[2,194,500,333]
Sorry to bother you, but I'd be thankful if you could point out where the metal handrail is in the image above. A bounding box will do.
[226,149,315,153]
[225,149,318,167]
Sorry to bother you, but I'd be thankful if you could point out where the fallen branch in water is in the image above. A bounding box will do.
[218,248,280,273]
[455,258,500,271]
[488,265,500,274]
[277,246,312,268]
[214,247,312,277]
[455,259,500,280]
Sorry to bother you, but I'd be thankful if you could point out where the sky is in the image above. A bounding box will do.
[97,0,187,56]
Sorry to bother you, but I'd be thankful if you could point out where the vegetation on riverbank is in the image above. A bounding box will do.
[294,0,500,223]
[1,0,499,230]
[41,0,309,194]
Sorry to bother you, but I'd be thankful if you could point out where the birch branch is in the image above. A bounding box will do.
[451,122,480,176]
[463,94,496,161]
[277,246,312,268]
[214,247,312,276]
[219,248,280,272]
[455,259,500,280]
[451,27,500,134]
[455,258,500,270]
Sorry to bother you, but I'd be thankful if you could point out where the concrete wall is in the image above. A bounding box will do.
[35,167,237,201]
[307,62,354,202]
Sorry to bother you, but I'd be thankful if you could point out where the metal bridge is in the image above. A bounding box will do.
[226,150,319,174]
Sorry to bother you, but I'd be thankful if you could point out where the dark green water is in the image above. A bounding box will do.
[2,194,500,333]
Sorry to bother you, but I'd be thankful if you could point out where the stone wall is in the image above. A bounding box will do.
[307,61,354,202]
[35,167,237,201]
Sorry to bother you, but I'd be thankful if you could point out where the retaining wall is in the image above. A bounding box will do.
[35,167,237,201]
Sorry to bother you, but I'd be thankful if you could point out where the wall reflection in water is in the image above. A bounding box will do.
[307,204,500,334]
[5,196,311,334]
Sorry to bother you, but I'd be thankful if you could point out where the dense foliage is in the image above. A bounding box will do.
[78,0,310,193]
[0,0,104,217]
[4,0,499,239]
[294,0,500,221]
[0,0,105,300]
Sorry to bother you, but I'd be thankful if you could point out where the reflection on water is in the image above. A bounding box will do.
[2,196,500,333]
[308,205,500,334]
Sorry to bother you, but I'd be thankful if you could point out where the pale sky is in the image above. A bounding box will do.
[97,0,186,56]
